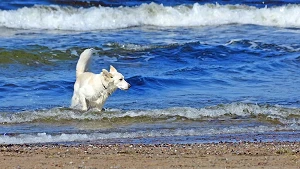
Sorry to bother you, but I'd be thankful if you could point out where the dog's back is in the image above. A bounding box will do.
[76,48,94,78]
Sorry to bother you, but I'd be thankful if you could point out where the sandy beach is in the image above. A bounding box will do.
[0,142,299,169]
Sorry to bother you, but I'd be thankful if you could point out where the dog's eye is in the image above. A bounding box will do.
[119,78,123,81]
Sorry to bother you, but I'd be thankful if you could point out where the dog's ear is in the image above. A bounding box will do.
[110,65,118,73]
[102,69,113,79]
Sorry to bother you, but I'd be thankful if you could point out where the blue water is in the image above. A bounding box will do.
[0,0,300,144]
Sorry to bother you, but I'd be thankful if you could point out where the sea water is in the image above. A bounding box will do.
[0,0,299,144]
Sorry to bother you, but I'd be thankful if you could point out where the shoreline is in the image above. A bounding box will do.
[1,142,299,168]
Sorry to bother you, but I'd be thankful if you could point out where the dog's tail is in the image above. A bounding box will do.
[76,48,94,78]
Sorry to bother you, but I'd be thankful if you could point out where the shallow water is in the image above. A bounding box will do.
[0,0,299,144]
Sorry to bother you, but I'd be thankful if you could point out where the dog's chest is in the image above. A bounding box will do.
[88,88,107,100]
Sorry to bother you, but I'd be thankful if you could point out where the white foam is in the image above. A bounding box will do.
[0,103,299,125]
[0,124,298,144]
[105,42,155,51]
[1,3,300,30]
[124,103,300,123]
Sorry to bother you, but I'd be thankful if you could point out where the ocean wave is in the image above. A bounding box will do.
[1,103,299,125]
[0,42,176,65]
[226,39,300,53]
[1,3,300,30]
[2,41,299,65]
[1,125,299,144]
[0,46,78,65]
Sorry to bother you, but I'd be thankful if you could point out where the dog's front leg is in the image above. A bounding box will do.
[94,97,104,111]
[79,95,88,111]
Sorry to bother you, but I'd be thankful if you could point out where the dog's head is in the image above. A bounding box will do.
[102,65,131,90]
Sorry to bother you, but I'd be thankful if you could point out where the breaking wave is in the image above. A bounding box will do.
[1,3,300,30]
[1,126,298,144]
[1,103,299,125]
[1,103,299,144]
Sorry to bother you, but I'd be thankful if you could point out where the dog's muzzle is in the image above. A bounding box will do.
[124,83,131,90]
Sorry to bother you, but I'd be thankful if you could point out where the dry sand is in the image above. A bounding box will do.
[0,142,299,169]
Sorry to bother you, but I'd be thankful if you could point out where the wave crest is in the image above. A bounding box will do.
[1,103,299,125]
[1,3,300,30]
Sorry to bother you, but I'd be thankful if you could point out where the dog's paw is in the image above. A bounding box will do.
[89,108,103,112]
[81,106,88,111]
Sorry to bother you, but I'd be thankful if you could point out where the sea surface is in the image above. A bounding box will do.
[0,0,300,144]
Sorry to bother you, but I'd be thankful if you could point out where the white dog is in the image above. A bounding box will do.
[71,48,131,111]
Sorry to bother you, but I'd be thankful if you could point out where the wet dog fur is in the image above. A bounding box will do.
[71,48,130,111]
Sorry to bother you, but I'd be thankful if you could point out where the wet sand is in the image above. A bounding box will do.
[0,142,299,168]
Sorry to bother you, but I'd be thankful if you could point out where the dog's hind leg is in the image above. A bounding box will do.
[71,92,79,108]
[71,82,81,108]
